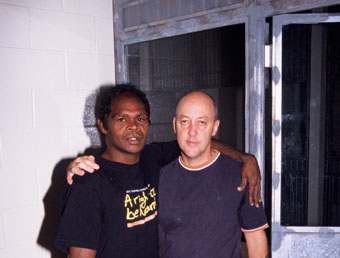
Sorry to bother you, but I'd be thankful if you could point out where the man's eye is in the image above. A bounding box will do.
[117,118,126,122]
[137,116,148,123]
[199,121,206,125]
[181,120,188,125]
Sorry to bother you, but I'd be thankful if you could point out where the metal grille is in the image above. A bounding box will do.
[324,23,340,226]
[281,24,311,226]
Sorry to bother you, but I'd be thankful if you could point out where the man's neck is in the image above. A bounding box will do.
[101,149,140,165]
[180,149,218,168]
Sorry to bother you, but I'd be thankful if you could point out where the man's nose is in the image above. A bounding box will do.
[127,120,139,130]
[188,123,197,136]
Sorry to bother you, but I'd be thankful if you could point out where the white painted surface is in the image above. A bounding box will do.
[0,0,62,10]
[0,5,29,48]
[30,9,96,51]
[63,0,113,18]
[0,1,115,256]
[0,48,66,89]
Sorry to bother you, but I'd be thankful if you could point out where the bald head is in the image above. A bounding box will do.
[176,91,218,120]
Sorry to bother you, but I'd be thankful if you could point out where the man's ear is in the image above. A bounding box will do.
[97,119,107,135]
[172,117,177,134]
[212,119,220,137]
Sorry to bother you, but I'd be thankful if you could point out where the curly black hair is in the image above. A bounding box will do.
[95,83,150,130]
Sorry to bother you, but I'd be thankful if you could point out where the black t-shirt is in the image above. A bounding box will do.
[158,153,268,258]
[55,141,179,258]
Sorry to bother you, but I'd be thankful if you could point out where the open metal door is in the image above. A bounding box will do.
[272,14,340,257]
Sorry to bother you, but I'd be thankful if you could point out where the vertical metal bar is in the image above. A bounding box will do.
[246,16,266,202]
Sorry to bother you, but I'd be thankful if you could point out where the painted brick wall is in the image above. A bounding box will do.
[0,1,115,257]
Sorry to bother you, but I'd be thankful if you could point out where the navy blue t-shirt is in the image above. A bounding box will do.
[158,152,268,258]
[55,141,179,258]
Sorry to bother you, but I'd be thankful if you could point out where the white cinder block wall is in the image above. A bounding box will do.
[0,1,115,257]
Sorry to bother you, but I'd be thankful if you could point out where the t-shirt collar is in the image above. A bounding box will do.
[178,149,220,171]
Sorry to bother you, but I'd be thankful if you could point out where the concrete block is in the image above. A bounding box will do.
[33,128,69,199]
[30,9,95,51]
[0,168,39,209]
[4,206,44,248]
[69,127,94,155]
[0,212,5,248]
[66,52,98,90]
[0,48,66,89]
[34,89,92,127]
[0,246,43,258]
[63,0,113,18]
[0,5,29,48]
[0,88,33,129]
[67,52,114,89]
[0,129,36,173]
[38,164,63,206]
[95,17,114,54]
[0,0,62,10]
[97,54,115,86]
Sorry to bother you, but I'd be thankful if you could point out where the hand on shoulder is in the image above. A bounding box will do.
[66,155,100,185]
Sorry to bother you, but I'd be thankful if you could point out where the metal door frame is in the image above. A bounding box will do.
[272,13,340,256]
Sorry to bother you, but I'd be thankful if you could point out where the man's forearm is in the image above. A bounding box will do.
[69,246,96,258]
[244,230,268,258]
[211,139,244,161]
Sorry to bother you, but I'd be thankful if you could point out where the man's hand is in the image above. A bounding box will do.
[238,154,262,207]
[66,155,100,185]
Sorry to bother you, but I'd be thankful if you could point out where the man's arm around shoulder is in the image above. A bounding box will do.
[69,246,96,258]
[211,139,262,206]
[244,229,268,258]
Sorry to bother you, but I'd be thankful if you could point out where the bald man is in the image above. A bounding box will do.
[158,92,269,258]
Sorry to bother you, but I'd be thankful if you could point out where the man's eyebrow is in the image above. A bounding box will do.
[179,114,208,119]
[112,113,125,117]
[110,113,126,119]
[178,114,189,118]
[112,112,148,117]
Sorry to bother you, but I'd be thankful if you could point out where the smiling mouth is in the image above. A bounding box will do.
[126,136,143,143]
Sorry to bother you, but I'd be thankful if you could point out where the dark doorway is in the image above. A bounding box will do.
[126,24,246,150]
[280,22,340,226]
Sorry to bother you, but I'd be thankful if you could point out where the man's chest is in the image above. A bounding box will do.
[159,170,243,227]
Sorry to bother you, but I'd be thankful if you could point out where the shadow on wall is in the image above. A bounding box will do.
[36,148,99,257]
[36,86,105,257]
[36,158,71,258]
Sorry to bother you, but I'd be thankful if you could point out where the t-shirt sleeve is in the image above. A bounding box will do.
[146,140,180,167]
[239,184,268,232]
[55,176,102,254]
